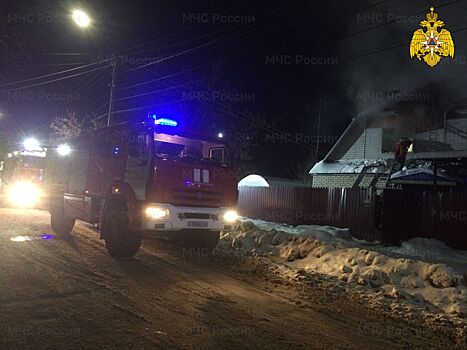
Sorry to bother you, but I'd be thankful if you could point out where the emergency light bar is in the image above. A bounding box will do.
[152,114,178,127]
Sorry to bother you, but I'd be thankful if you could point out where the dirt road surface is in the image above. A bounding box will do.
[0,208,462,349]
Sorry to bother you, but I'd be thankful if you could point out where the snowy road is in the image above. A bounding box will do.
[0,208,461,349]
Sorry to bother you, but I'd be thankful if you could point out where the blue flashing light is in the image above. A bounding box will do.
[41,234,53,240]
[152,114,178,127]
[113,147,120,156]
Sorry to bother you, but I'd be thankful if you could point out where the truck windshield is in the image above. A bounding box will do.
[154,133,228,165]
[21,156,45,169]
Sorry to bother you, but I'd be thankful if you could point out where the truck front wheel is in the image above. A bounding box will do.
[102,200,141,258]
[50,204,76,236]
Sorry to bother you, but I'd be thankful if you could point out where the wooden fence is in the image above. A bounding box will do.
[382,189,467,249]
[237,187,377,241]
[237,187,467,249]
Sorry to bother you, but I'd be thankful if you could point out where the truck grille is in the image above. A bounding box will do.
[171,189,223,204]
[178,212,218,220]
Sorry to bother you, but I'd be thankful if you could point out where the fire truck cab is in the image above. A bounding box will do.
[44,119,238,257]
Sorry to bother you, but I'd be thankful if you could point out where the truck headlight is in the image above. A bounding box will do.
[7,182,42,207]
[145,207,169,220]
[223,210,238,223]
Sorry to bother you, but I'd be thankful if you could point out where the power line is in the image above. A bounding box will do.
[95,99,185,118]
[115,81,200,102]
[4,62,88,67]
[0,58,114,88]
[69,64,109,95]
[120,63,209,91]
[75,66,111,93]
[0,65,112,93]
[0,52,89,56]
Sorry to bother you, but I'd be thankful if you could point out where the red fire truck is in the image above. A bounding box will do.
[44,118,238,257]
[0,148,46,207]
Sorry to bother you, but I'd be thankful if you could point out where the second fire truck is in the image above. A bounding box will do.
[0,146,46,207]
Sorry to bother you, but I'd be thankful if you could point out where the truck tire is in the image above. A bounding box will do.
[50,204,76,235]
[102,200,141,258]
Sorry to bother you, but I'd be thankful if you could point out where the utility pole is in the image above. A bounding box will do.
[107,58,117,126]
[315,98,322,160]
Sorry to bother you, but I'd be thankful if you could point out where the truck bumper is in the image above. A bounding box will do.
[140,203,236,232]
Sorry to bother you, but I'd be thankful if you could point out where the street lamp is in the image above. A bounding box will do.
[71,9,91,28]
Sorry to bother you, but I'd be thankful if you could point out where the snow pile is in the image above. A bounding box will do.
[218,219,467,318]
[387,237,467,262]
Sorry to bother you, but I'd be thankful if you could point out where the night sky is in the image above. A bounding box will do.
[0,0,466,177]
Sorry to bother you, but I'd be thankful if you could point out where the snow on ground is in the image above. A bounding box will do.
[217,218,467,319]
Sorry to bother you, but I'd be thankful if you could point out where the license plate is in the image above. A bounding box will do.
[187,220,208,228]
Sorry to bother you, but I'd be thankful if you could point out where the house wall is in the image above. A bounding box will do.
[312,174,385,188]
[415,119,467,151]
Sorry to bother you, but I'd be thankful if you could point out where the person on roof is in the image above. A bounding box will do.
[394,138,413,165]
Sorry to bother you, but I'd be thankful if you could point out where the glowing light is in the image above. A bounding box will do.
[152,114,178,126]
[223,210,238,223]
[57,144,71,156]
[7,182,42,207]
[218,132,224,138]
[23,138,41,151]
[72,9,91,28]
[145,207,169,220]
[10,236,29,242]
[10,234,54,242]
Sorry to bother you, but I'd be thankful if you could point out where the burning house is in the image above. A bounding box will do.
[310,98,467,189]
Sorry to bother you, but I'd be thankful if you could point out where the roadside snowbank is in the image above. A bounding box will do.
[386,237,467,263]
[217,219,467,318]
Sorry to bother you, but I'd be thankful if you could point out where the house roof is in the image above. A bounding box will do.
[323,112,396,162]
[390,167,458,186]
[309,159,389,174]
[391,167,453,180]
